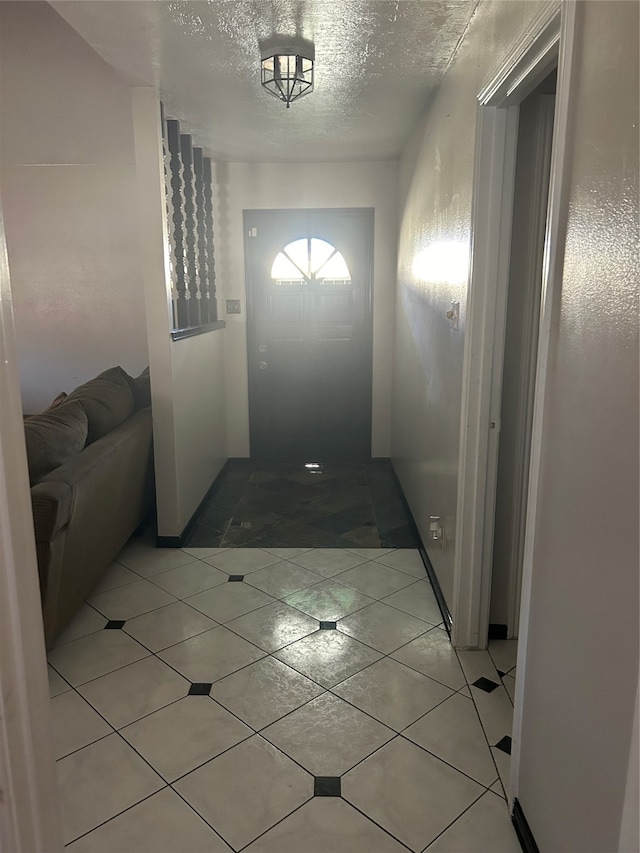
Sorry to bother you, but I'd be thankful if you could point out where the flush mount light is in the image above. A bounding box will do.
[260,38,314,108]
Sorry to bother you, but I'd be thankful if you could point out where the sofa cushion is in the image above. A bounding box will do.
[66,366,134,443]
[24,400,88,485]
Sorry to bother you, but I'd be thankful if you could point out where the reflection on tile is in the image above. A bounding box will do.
[225,600,319,652]
[77,655,189,729]
[243,797,407,853]
[50,691,111,759]
[339,601,431,654]
[262,547,313,558]
[262,692,394,776]
[48,629,149,687]
[275,630,381,688]
[347,548,399,559]
[404,693,498,786]
[150,560,228,598]
[204,549,280,575]
[157,626,265,683]
[57,733,163,844]
[88,579,177,621]
[426,790,521,852]
[180,546,230,559]
[382,580,442,624]
[120,696,251,782]
[343,737,483,853]
[174,736,312,850]
[284,579,375,621]
[66,787,233,853]
[333,657,452,732]
[124,601,217,652]
[116,541,195,577]
[53,603,106,647]
[374,549,427,578]
[210,657,323,730]
[245,561,322,598]
[336,561,415,599]
[288,549,367,577]
[186,583,274,623]
[390,627,467,690]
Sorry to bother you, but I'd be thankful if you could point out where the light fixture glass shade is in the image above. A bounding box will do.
[261,46,314,108]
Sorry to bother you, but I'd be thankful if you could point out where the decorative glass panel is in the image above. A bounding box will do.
[271,238,351,285]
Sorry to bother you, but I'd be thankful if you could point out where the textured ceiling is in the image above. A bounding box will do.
[52,0,478,162]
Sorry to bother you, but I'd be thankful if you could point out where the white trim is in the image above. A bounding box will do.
[452,104,518,649]
[453,3,563,650]
[0,192,63,848]
[510,0,579,802]
[479,1,560,106]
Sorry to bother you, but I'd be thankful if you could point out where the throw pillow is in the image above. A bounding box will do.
[66,366,134,444]
[24,400,88,485]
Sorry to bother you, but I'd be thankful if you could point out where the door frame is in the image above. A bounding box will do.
[452,0,577,649]
[0,197,63,848]
[243,207,375,461]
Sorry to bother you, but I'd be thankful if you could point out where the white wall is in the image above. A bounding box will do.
[0,183,63,853]
[0,2,148,413]
[213,160,398,458]
[394,0,639,848]
[393,1,545,606]
[517,4,639,850]
[132,89,227,539]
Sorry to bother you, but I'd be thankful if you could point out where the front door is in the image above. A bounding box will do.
[244,208,373,461]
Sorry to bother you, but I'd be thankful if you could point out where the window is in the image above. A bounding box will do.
[271,238,351,286]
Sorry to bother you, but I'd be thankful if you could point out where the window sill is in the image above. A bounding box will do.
[171,320,226,341]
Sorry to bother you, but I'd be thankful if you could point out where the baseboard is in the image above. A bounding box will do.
[512,799,540,853]
[156,459,233,548]
[387,461,453,638]
[489,623,509,640]
[419,546,453,639]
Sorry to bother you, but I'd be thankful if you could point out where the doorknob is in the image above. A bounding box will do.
[259,361,268,370]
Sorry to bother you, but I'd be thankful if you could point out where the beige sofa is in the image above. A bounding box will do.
[24,366,154,648]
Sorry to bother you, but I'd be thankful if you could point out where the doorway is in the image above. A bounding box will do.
[244,208,374,462]
[489,73,557,639]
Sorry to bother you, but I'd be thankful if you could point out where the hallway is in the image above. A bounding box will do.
[49,539,520,851]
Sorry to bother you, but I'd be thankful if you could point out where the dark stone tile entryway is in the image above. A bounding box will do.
[183,460,421,550]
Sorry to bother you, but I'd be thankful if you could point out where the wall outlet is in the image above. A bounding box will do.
[226,299,241,315]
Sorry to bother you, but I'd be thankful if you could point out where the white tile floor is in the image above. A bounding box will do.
[49,541,522,852]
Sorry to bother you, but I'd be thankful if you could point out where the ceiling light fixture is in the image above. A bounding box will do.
[260,39,314,108]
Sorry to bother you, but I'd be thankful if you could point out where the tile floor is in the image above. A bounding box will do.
[183,461,422,549]
[49,540,521,852]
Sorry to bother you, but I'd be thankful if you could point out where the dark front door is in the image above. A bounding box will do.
[245,208,373,461]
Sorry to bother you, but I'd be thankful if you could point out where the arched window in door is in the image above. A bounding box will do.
[271,238,351,286]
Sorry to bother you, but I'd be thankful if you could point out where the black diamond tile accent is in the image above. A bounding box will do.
[319,621,337,630]
[314,776,341,797]
[189,682,212,696]
[228,575,245,582]
[495,735,512,755]
[472,677,500,693]
[104,620,126,630]
[497,669,506,678]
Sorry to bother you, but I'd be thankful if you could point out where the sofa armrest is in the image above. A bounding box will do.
[31,480,74,543]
